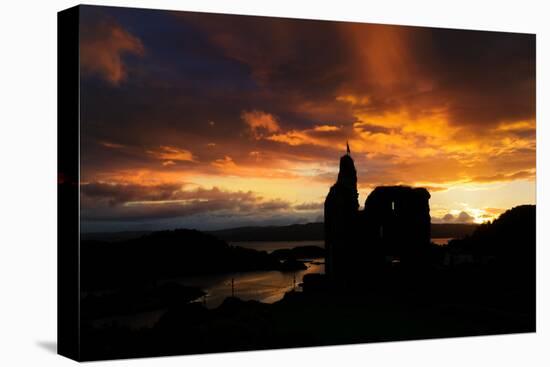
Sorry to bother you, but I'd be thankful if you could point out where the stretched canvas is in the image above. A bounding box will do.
[58,4,536,361]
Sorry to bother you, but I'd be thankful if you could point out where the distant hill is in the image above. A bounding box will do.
[209,222,324,242]
[208,222,477,242]
[82,222,478,243]
[430,223,478,238]
[81,230,151,242]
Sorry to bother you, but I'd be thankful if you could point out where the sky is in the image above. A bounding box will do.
[78,5,536,233]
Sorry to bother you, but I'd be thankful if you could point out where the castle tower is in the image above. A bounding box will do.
[324,143,359,284]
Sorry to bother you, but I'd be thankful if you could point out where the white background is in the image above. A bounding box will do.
[0,0,548,365]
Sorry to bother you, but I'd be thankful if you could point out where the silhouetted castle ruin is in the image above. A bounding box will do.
[324,143,431,285]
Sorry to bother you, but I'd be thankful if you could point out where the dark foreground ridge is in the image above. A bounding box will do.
[79,146,534,361]
[81,230,323,291]
[80,205,535,361]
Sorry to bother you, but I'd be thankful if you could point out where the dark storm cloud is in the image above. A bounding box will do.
[80,7,535,175]
[80,182,297,222]
[81,199,253,222]
[177,14,535,130]
[81,182,185,206]
[294,202,324,211]
[352,123,393,134]
[80,12,145,85]
[82,183,257,208]
[428,29,535,127]
[79,6,264,181]
[176,13,351,97]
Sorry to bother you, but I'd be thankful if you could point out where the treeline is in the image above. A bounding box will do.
[449,205,535,269]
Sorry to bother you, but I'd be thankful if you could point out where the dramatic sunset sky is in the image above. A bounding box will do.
[79,6,536,232]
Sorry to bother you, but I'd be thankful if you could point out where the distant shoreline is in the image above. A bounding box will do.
[82,222,478,243]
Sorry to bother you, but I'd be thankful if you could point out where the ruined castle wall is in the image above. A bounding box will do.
[362,186,431,261]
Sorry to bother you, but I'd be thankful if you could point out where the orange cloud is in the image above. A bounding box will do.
[267,123,345,147]
[294,201,324,211]
[100,141,126,149]
[313,125,342,132]
[267,130,316,146]
[80,18,144,85]
[241,110,280,139]
[147,146,195,164]
[212,156,238,171]
[249,151,261,161]
[469,170,535,183]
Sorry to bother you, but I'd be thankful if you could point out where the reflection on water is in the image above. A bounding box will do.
[231,240,324,253]
[432,238,454,246]
[236,239,451,249]
[176,259,325,308]
[173,238,450,308]
[90,239,451,329]
[93,260,325,329]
